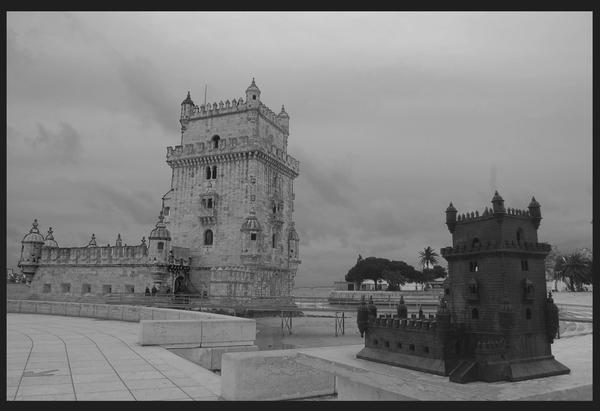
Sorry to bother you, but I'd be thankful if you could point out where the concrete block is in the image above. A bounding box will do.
[93,304,109,319]
[108,305,124,321]
[140,307,154,321]
[20,300,37,313]
[80,303,95,318]
[220,349,335,400]
[7,300,21,313]
[168,345,259,371]
[66,303,81,317]
[200,318,256,346]
[139,320,203,346]
[36,302,52,314]
[123,306,141,322]
[51,302,67,316]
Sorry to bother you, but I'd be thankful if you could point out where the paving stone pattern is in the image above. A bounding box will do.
[7,314,222,401]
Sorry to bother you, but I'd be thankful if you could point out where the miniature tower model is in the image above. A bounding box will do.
[357,192,569,383]
[164,79,301,300]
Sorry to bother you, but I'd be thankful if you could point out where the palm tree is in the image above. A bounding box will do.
[418,246,439,290]
[554,252,592,292]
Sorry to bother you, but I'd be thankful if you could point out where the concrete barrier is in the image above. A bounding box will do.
[7,300,21,313]
[80,303,95,318]
[94,304,109,319]
[200,318,256,347]
[108,305,124,321]
[20,300,37,313]
[220,348,335,400]
[123,305,141,322]
[168,345,259,371]
[66,302,81,317]
[51,302,67,316]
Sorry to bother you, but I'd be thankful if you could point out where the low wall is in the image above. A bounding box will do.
[220,348,336,400]
[328,290,442,307]
[7,299,256,351]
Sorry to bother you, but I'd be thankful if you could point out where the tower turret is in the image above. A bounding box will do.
[287,221,299,260]
[245,78,261,108]
[277,105,290,132]
[115,233,123,247]
[491,190,506,222]
[528,196,542,229]
[445,202,458,233]
[148,211,171,263]
[43,227,59,248]
[86,234,97,247]
[180,91,195,120]
[241,207,262,258]
[18,219,46,283]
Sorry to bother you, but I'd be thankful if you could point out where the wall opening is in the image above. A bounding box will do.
[472,237,481,248]
[125,285,135,294]
[472,308,479,319]
[82,283,91,294]
[206,166,212,180]
[157,242,164,250]
[251,233,257,241]
[102,285,112,295]
[469,261,479,272]
[212,166,217,179]
[526,308,532,320]
[212,135,220,149]
[204,229,213,246]
[61,283,71,293]
[516,228,524,245]
[409,344,415,351]
[43,284,51,293]
[521,260,529,271]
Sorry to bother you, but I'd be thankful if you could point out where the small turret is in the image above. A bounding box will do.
[245,78,261,108]
[87,233,97,247]
[445,202,458,233]
[397,295,408,319]
[18,219,46,283]
[115,233,123,247]
[44,227,59,248]
[148,211,171,262]
[241,207,262,255]
[288,221,299,259]
[180,91,195,120]
[277,104,289,131]
[528,196,542,229]
[491,190,506,222]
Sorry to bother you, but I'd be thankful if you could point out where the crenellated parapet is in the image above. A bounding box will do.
[455,207,532,223]
[39,244,149,266]
[440,241,551,258]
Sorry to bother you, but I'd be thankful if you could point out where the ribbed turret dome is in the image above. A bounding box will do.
[528,196,540,208]
[149,211,171,240]
[241,208,262,232]
[246,78,260,94]
[22,219,45,244]
[278,105,289,118]
[44,227,59,248]
[491,190,504,203]
[181,91,194,106]
[446,202,457,213]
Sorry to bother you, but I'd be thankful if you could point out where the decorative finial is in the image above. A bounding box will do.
[141,236,146,246]
[46,227,54,239]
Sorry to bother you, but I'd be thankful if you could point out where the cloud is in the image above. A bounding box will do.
[25,122,84,164]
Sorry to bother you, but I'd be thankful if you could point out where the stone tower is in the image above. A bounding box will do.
[163,79,301,300]
[18,219,45,284]
[441,191,569,381]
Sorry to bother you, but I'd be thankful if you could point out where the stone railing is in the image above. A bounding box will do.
[39,244,148,265]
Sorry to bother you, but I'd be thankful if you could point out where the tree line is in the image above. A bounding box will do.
[545,247,592,292]
[344,247,447,291]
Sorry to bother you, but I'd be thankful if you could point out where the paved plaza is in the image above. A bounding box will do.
[7,314,221,401]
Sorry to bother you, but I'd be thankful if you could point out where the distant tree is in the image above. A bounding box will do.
[6,269,26,284]
[417,247,440,290]
[423,265,447,281]
[554,251,592,292]
[345,257,419,290]
[544,246,561,291]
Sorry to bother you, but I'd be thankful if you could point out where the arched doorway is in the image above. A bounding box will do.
[174,276,185,294]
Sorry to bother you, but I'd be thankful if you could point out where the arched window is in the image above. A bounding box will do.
[472,308,479,319]
[206,166,212,180]
[212,135,220,149]
[472,237,481,249]
[204,230,213,246]
[212,165,217,179]
[157,242,164,250]
[516,228,524,245]
[272,233,277,248]
[526,308,532,320]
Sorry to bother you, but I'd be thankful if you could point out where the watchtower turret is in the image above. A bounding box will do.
[18,219,45,283]
[245,78,261,108]
[528,196,542,229]
[277,105,290,132]
[180,91,195,120]
[445,202,458,233]
[148,211,171,263]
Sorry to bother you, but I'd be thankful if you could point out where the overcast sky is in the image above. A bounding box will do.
[7,12,592,286]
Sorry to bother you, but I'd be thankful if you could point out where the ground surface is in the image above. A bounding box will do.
[7,314,221,401]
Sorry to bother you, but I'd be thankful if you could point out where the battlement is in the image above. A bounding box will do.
[440,240,551,258]
[185,98,288,132]
[39,244,149,266]
[456,207,531,223]
[166,140,300,174]
[370,314,440,332]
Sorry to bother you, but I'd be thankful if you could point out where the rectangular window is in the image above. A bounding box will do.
[125,285,135,294]
[158,242,164,250]
[251,233,257,241]
[102,285,112,295]
[521,260,529,271]
[61,283,71,293]
[163,207,170,216]
[82,283,92,294]
[469,261,479,272]
[43,283,51,293]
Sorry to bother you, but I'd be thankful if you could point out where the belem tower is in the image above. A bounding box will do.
[18,79,301,303]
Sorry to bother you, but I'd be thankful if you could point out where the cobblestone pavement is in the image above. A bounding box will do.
[7,314,222,401]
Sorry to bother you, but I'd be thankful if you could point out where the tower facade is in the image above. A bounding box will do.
[164,79,301,300]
